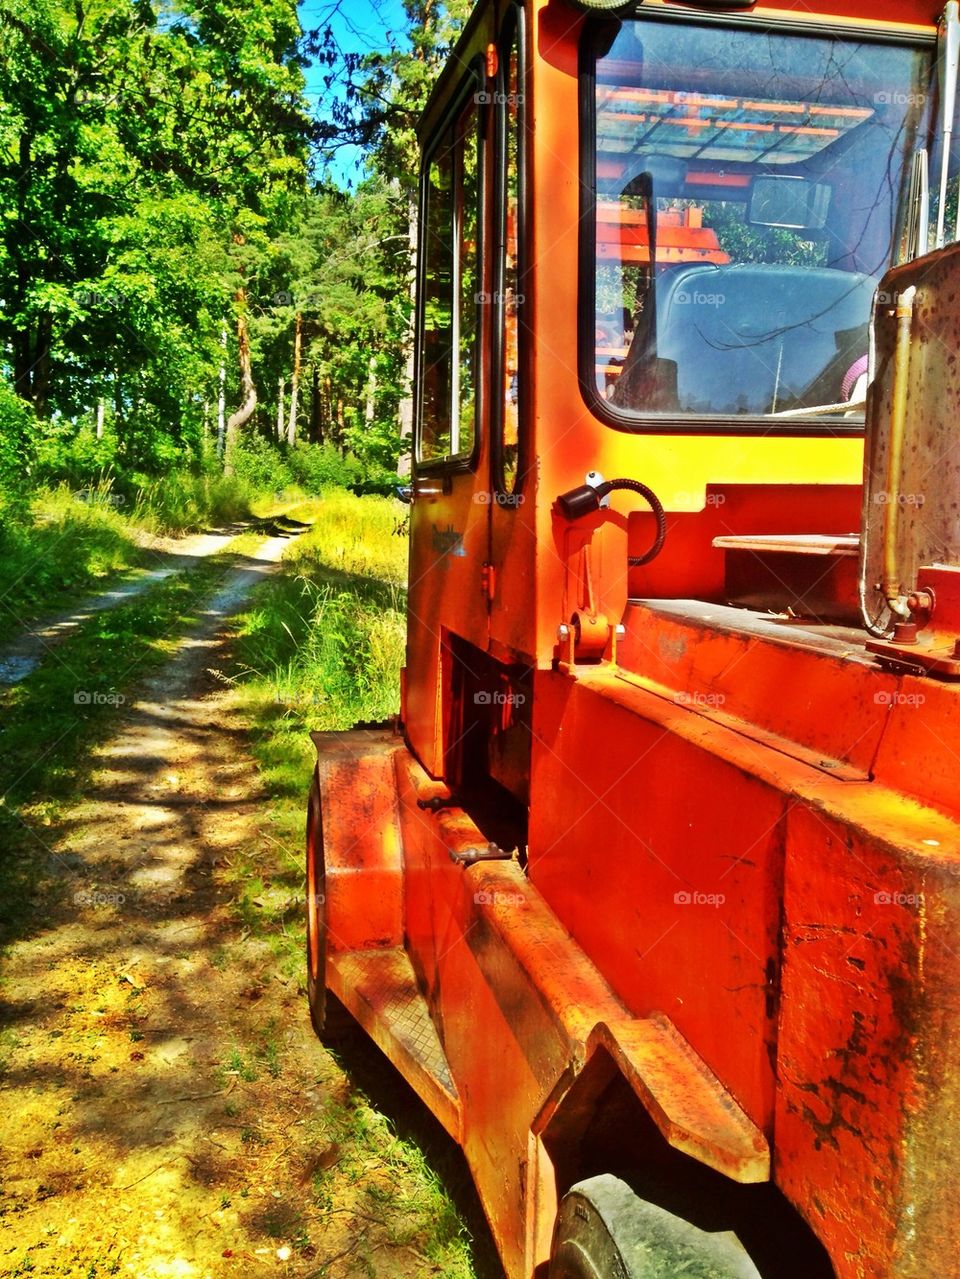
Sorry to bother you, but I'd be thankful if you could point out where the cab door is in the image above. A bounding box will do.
[405,68,490,778]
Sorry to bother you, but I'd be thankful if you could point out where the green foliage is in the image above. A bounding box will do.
[0,382,38,485]
[0,0,470,501]
[234,492,407,728]
[224,432,295,494]
[0,484,145,641]
[0,0,310,461]
[132,471,253,533]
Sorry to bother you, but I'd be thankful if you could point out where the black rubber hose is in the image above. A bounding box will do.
[597,478,667,567]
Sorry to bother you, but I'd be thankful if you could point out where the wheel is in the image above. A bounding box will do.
[549,1175,762,1279]
[305,769,356,1041]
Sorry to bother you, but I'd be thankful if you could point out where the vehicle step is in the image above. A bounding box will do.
[327,947,462,1141]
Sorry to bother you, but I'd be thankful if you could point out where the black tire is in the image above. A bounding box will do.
[549,1175,762,1279]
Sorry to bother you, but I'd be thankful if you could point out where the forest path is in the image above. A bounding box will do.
[0,532,380,1279]
[0,528,244,687]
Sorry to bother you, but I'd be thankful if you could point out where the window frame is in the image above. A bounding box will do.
[415,59,487,474]
[492,2,529,506]
[577,10,936,439]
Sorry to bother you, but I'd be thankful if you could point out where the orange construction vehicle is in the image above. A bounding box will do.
[306,1,960,1274]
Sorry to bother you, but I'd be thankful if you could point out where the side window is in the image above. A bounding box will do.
[419,91,481,465]
[497,16,524,496]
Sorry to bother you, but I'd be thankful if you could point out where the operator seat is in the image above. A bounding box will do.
[653,263,876,415]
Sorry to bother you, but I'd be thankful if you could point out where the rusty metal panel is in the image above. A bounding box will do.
[328,948,462,1141]
[776,800,960,1279]
[529,670,786,1132]
[618,600,894,780]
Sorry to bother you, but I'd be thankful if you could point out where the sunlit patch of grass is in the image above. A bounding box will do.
[310,1093,476,1276]
[131,470,253,532]
[0,474,280,645]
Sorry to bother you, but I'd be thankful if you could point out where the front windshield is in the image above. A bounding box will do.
[587,18,934,424]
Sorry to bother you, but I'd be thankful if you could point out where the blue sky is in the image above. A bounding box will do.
[298,0,410,185]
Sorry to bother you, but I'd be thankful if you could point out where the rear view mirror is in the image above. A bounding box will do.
[748,175,831,231]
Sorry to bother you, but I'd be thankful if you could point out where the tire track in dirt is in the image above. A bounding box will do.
[0,533,369,1279]
[0,528,247,687]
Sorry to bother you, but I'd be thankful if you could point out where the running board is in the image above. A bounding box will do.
[327,947,462,1142]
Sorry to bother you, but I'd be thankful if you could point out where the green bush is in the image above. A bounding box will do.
[228,433,295,494]
[286,441,362,492]
[34,421,117,488]
[0,384,39,488]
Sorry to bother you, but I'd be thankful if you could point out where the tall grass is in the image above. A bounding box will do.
[131,470,253,532]
[0,482,145,641]
[0,470,274,641]
[235,490,408,730]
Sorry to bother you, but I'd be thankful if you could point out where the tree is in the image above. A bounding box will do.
[310,2,469,473]
[0,0,311,468]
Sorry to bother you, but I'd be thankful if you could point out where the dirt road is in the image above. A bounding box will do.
[0,536,486,1279]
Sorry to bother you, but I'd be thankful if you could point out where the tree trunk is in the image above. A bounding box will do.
[217,328,227,458]
[32,312,52,417]
[277,377,285,441]
[286,311,302,447]
[96,399,105,439]
[310,366,323,444]
[336,398,345,453]
[365,353,377,425]
[224,306,256,475]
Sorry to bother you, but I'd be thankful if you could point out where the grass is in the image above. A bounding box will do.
[225,492,499,1277]
[0,483,149,644]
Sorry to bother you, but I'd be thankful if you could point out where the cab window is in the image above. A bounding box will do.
[419,91,482,464]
